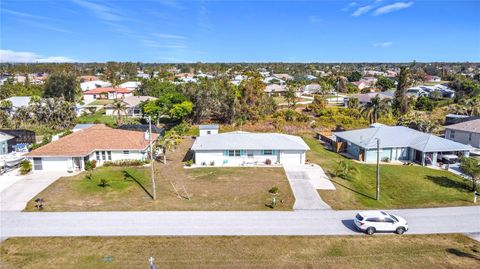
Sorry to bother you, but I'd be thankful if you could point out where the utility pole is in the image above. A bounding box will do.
[376,138,380,200]
[149,116,156,200]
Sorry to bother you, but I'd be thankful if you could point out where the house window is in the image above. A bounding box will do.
[207,131,211,135]
[123,150,130,155]
[96,151,100,161]
[107,151,112,160]
[102,151,106,160]
[33,158,42,170]
[93,94,97,99]
[263,150,273,155]
[450,130,455,139]
[469,133,472,142]
[228,150,241,157]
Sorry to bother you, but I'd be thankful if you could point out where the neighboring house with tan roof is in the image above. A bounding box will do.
[82,87,134,104]
[445,119,480,149]
[25,125,158,172]
[105,96,156,117]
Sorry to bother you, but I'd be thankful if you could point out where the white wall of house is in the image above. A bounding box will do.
[194,149,305,166]
[105,107,143,117]
[199,129,218,136]
[445,129,480,148]
[29,149,149,172]
[83,94,96,104]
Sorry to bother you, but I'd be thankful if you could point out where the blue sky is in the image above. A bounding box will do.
[1,0,479,63]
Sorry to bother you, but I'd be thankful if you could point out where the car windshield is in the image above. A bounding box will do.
[355,214,364,221]
[389,214,399,222]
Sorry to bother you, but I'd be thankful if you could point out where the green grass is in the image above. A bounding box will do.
[76,109,116,127]
[304,137,477,209]
[1,234,479,268]
[77,167,146,193]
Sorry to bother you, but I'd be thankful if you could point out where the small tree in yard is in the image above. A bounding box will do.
[84,160,96,180]
[460,157,480,191]
[20,160,32,175]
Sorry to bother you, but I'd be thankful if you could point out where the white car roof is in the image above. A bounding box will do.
[358,210,390,218]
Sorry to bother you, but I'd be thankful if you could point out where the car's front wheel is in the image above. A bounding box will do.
[396,227,406,235]
[366,227,376,235]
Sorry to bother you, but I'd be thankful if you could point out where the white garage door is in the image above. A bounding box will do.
[280,151,302,165]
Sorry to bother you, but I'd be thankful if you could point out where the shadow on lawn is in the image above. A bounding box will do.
[123,170,154,199]
[446,248,480,261]
[331,179,376,200]
[425,175,470,193]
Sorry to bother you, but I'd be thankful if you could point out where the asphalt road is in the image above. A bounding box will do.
[1,206,479,237]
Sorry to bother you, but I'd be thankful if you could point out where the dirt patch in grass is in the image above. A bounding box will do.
[25,138,294,211]
[1,234,479,269]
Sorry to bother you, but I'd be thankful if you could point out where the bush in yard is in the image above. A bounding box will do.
[265,159,272,165]
[268,186,279,195]
[103,160,145,167]
[335,160,359,180]
[99,178,109,188]
[185,160,193,167]
[381,157,390,163]
[19,160,32,175]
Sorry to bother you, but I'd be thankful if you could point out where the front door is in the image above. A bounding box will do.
[73,157,82,171]
[247,150,254,159]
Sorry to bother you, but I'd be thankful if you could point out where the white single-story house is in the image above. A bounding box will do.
[119,81,141,90]
[332,124,473,166]
[80,80,112,92]
[1,96,31,114]
[445,119,480,149]
[0,132,14,155]
[105,96,156,117]
[82,87,134,104]
[191,131,310,166]
[199,125,219,136]
[26,124,159,172]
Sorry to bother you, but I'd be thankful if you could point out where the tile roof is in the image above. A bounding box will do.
[83,87,133,95]
[445,119,480,133]
[334,125,473,152]
[26,124,159,157]
[191,131,310,151]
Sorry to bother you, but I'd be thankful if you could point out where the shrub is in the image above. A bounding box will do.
[19,160,32,175]
[381,157,390,162]
[84,160,97,171]
[209,161,215,166]
[99,178,108,187]
[268,186,279,195]
[103,160,145,167]
[185,160,193,167]
[265,159,272,165]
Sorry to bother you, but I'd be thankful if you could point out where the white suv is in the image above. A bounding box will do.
[354,211,408,235]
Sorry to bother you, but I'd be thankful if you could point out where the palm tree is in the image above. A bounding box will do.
[156,130,181,164]
[347,97,360,109]
[361,95,390,124]
[112,99,127,126]
[335,160,359,180]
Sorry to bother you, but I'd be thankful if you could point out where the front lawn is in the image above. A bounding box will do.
[25,138,293,211]
[1,234,479,268]
[76,109,116,127]
[304,137,477,209]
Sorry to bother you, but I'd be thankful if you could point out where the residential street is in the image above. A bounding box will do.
[1,206,478,237]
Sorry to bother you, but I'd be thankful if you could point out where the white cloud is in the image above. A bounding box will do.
[2,8,48,20]
[153,33,187,40]
[341,2,357,12]
[374,2,414,16]
[0,49,76,63]
[72,0,122,22]
[352,5,374,16]
[373,42,393,47]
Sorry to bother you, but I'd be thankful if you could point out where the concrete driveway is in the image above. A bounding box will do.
[1,206,478,237]
[283,165,333,210]
[0,171,76,211]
